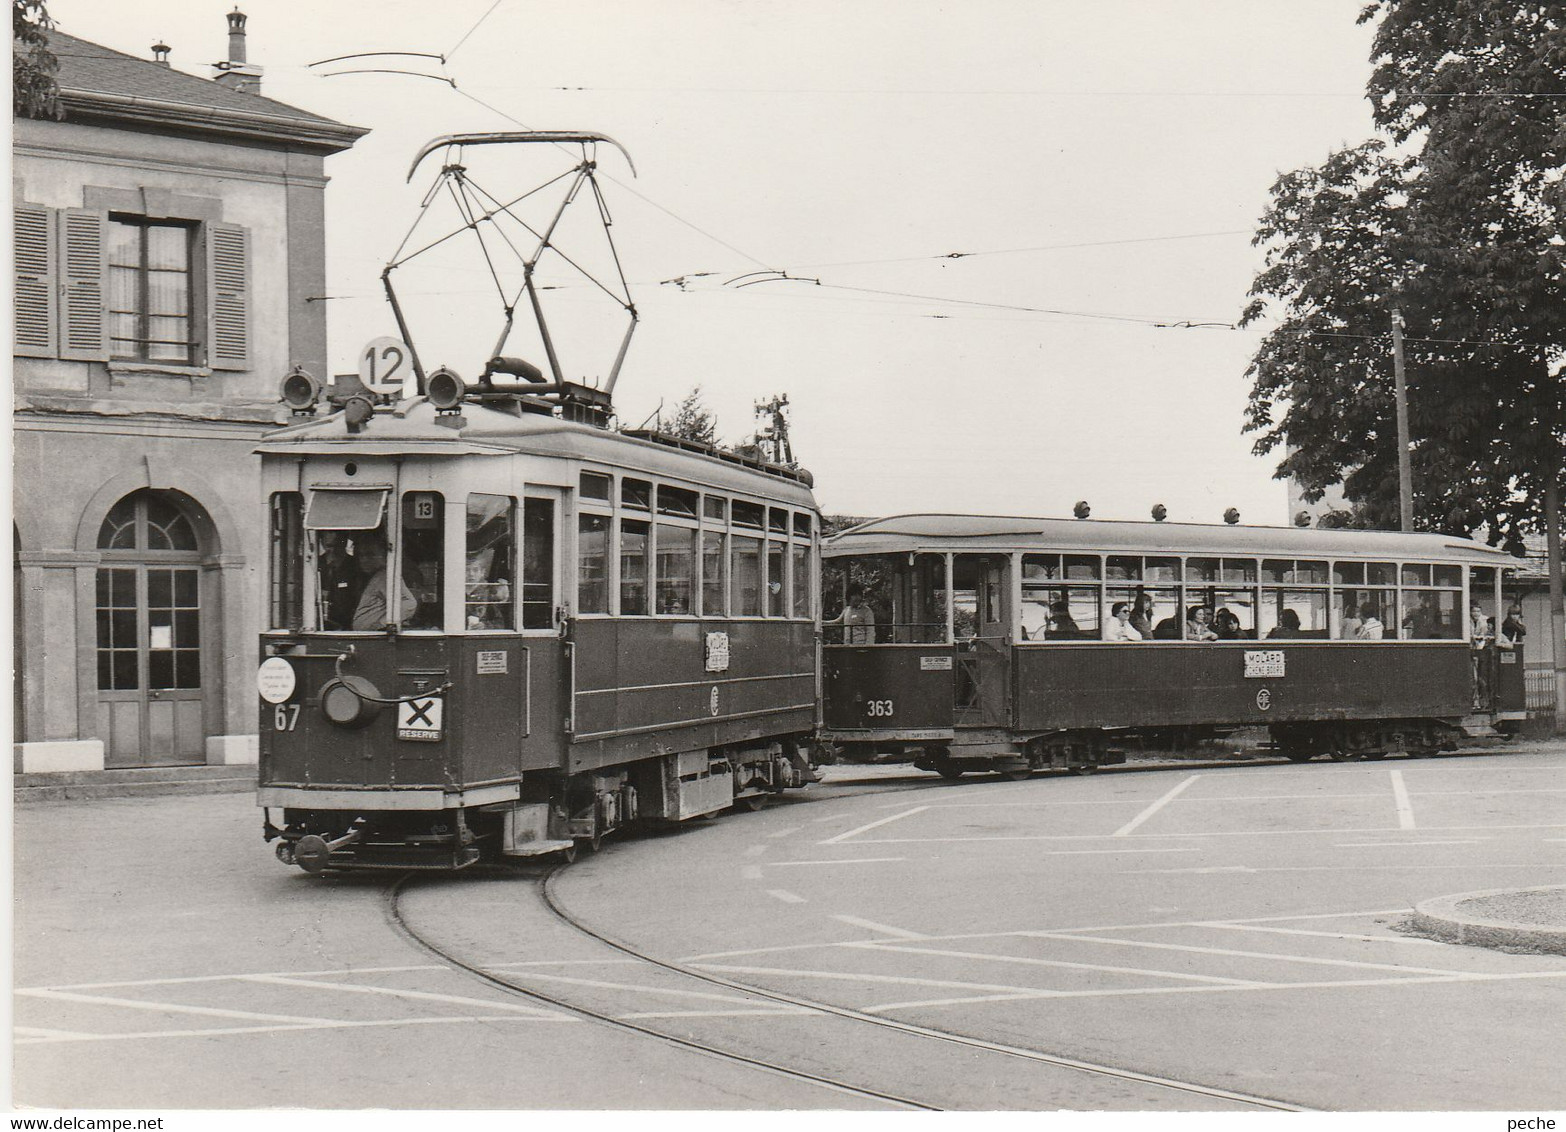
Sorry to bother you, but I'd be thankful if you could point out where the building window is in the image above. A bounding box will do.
[108,216,194,363]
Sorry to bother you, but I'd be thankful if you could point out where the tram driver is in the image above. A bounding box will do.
[352,535,417,630]
[825,586,877,644]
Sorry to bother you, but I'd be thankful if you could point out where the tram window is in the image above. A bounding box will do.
[577,514,610,614]
[399,492,444,630]
[465,494,515,630]
[1022,554,1062,581]
[732,535,762,615]
[580,472,611,502]
[1333,562,1366,585]
[620,519,649,614]
[522,499,555,629]
[733,501,764,529]
[703,495,727,523]
[1221,558,1257,584]
[1403,588,1459,639]
[269,492,304,631]
[1261,590,1327,638]
[701,531,727,616]
[658,486,698,519]
[767,541,786,617]
[768,508,788,534]
[1021,584,1099,640]
[1187,557,1219,583]
[791,542,810,618]
[1145,557,1181,583]
[622,478,652,512]
[1106,556,1140,581]
[1367,562,1396,586]
[1401,563,1432,587]
[822,553,942,644]
[1205,590,1257,638]
[1065,555,1100,580]
[1268,559,1328,585]
[793,512,812,539]
[656,523,695,614]
[1470,567,1496,641]
[1433,565,1462,588]
[1338,588,1396,638]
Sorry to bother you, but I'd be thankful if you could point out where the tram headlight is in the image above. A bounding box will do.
[427,367,467,411]
[280,367,322,414]
[319,676,383,728]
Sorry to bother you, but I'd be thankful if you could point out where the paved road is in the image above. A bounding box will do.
[13,747,1566,1110]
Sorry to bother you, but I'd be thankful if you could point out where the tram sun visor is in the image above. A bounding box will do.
[305,489,390,531]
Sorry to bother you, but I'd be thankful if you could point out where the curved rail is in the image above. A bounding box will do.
[538,868,1311,1112]
[385,874,933,1110]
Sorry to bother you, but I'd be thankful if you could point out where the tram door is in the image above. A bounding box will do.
[952,554,1011,727]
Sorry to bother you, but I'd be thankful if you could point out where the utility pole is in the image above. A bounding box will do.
[1391,307,1414,532]
[1547,472,1566,735]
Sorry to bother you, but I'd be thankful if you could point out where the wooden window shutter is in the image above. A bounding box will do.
[59,208,108,361]
[206,222,250,370]
[14,203,57,358]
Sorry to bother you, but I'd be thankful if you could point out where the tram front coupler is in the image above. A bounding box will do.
[284,827,363,873]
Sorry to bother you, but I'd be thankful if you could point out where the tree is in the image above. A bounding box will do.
[14,0,62,120]
[665,386,717,447]
[1242,0,1566,723]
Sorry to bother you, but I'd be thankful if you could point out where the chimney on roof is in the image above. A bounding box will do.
[151,40,171,66]
[211,7,264,94]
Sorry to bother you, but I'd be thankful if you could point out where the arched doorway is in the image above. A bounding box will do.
[95,490,207,767]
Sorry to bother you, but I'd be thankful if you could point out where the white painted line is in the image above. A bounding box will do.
[1023,932,1474,976]
[1336,840,1483,848]
[854,942,1265,985]
[767,889,807,904]
[692,963,1058,996]
[14,1025,99,1039]
[831,915,926,940]
[508,971,757,1004]
[742,865,764,880]
[1113,775,1199,837]
[766,825,804,838]
[17,988,341,1026]
[743,844,769,857]
[239,974,564,1018]
[13,1014,574,1045]
[819,805,929,845]
[1390,769,1416,830]
[1129,863,1566,874]
[769,857,907,866]
[21,965,448,992]
[1193,923,1446,946]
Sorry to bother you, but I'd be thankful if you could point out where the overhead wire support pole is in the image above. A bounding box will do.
[1391,306,1414,532]
[382,266,427,394]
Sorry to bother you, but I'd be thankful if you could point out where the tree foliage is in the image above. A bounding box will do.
[1243,0,1565,546]
[665,386,718,447]
[13,0,62,120]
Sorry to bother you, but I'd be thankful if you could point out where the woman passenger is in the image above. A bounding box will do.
[1130,593,1156,638]
[1185,605,1218,641]
[1267,608,1303,639]
[1104,601,1143,642]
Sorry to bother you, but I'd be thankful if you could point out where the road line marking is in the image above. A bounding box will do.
[239,974,564,1018]
[743,844,770,857]
[1129,863,1566,874]
[14,1025,99,1039]
[504,971,759,1004]
[852,942,1265,985]
[13,1014,573,1045]
[767,889,807,904]
[1193,923,1445,946]
[1336,840,1483,848]
[21,965,449,992]
[16,988,343,1025]
[1390,769,1416,830]
[1021,932,1475,976]
[769,857,907,866]
[692,963,1056,996]
[1113,775,1199,837]
[766,825,804,838]
[742,865,764,880]
[819,805,929,845]
[849,822,1566,844]
[831,915,926,939]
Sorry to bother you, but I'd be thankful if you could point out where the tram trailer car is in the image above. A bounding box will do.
[820,515,1526,778]
[257,380,819,872]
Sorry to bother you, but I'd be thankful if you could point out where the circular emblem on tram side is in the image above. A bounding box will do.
[1256,687,1272,712]
[257,657,297,704]
[710,686,721,717]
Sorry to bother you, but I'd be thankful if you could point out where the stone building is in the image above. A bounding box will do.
[13,15,366,773]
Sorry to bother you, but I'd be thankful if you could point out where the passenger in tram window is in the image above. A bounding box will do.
[1185,605,1218,641]
[1470,604,1491,643]
[1267,608,1304,639]
[1338,594,1362,639]
[1129,593,1156,638]
[1103,602,1143,642]
[824,586,877,644]
[352,536,417,631]
[1355,601,1384,640]
[1213,607,1243,639]
[1152,613,1183,639]
[1048,600,1079,637]
[1501,604,1526,647]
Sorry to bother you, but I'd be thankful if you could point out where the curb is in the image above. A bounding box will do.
[1411,885,1566,955]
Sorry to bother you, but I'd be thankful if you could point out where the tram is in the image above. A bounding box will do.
[256,132,818,872]
[820,514,1527,777]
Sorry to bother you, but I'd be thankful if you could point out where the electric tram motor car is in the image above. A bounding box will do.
[819,514,1527,778]
[256,131,818,872]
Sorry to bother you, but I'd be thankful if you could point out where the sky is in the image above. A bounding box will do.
[46,0,1384,524]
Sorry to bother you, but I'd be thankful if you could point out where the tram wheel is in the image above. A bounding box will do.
[740,794,767,813]
[935,765,967,781]
[1362,751,1388,761]
[1283,751,1315,763]
[1070,765,1097,776]
[999,768,1033,782]
[1327,751,1353,762]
